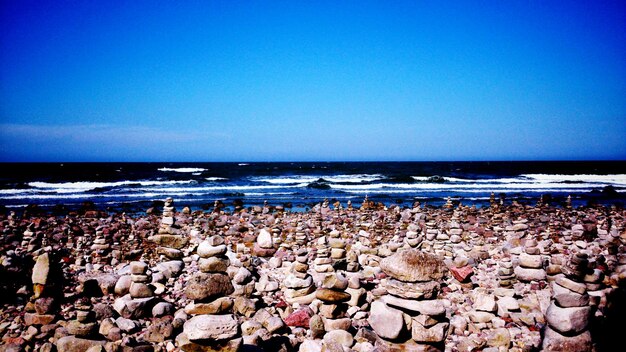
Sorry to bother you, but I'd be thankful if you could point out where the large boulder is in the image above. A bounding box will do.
[380,249,447,282]
[183,314,239,341]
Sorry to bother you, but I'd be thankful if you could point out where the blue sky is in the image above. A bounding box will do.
[1,1,625,161]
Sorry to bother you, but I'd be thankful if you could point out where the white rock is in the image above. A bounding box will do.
[368,301,404,340]
[183,315,238,341]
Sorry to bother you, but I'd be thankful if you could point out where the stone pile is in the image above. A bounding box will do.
[254,228,276,257]
[542,252,593,351]
[283,248,315,305]
[370,249,449,351]
[404,223,423,249]
[328,230,347,265]
[514,239,547,282]
[313,236,333,273]
[315,272,352,332]
[150,198,189,262]
[181,235,240,351]
[498,257,515,287]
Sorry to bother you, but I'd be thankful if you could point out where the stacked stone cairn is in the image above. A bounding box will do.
[328,230,346,265]
[180,234,240,351]
[498,257,515,288]
[404,223,423,249]
[151,198,189,262]
[25,252,58,330]
[21,224,35,252]
[369,249,449,351]
[315,272,352,333]
[57,298,106,350]
[314,236,333,273]
[254,228,276,257]
[283,248,315,305]
[514,239,547,282]
[346,249,360,272]
[542,252,593,351]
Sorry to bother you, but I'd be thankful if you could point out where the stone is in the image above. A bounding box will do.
[380,249,447,282]
[315,289,351,303]
[185,273,234,301]
[32,253,50,285]
[552,282,590,308]
[284,274,313,289]
[144,316,175,343]
[384,279,439,300]
[285,309,312,328]
[450,265,473,283]
[150,234,189,249]
[519,253,543,269]
[185,297,234,315]
[257,229,273,249]
[497,296,520,311]
[115,276,132,296]
[310,315,325,339]
[115,317,138,333]
[381,295,445,316]
[129,282,154,298]
[300,340,323,352]
[183,314,239,341]
[152,302,175,317]
[322,274,349,291]
[546,304,590,335]
[473,294,497,313]
[198,257,230,273]
[23,313,55,326]
[265,316,285,334]
[542,326,592,352]
[486,328,511,348]
[324,330,354,348]
[468,311,495,323]
[514,266,546,282]
[368,301,404,340]
[555,277,587,295]
[56,336,105,352]
[411,321,449,343]
[130,261,148,275]
[66,321,97,336]
[197,242,228,257]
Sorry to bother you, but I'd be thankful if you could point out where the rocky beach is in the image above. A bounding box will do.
[1,197,625,352]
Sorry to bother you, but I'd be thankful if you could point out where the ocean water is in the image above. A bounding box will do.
[0,161,625,213]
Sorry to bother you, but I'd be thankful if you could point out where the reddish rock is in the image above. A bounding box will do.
[24,312,56,326]
[284,309,312,328]
[450,265,474,283]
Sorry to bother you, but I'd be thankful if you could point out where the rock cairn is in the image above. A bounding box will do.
[514,239,547,282]
[181,234,240,351]
[328,230,346,265]
[542,252,593,351]
[370,249,449,351]
[316,272,352,333]
[314,236,333,273]
[151,198,189,261]
[498,257,515,287]
[284,248,315,305]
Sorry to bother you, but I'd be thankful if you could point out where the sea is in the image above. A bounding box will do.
[1,161,625,214]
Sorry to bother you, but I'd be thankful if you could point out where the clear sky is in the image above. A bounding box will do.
[1,1,625,162]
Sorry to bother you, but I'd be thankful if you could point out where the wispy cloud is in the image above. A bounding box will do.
[0,123,233,161]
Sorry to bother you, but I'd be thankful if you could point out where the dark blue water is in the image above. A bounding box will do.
[0,161,624,213]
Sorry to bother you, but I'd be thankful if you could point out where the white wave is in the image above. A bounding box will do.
[244,192,297,196]
[28,180,195,191]
[205,177,229,181]
[147,183,308,193]
[330,181,615,191]
[521,174,626,185]
[238,163,249,166]
[253,174,383,184]
[158,167,207,173]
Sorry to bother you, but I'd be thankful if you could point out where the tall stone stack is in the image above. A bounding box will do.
[283,248,315,305]
[151,198,189,262]
[346,249,360,272]
[90,228,110,265]
[295,223,308,246]
[514,239,547,282]
[542,253,593,351]
[328,230,347,264]
[25,252,58,329]
[498,257,516,288]
[21,224,35,251]
[56,298,106,350]
[315,273,352,332]
[370,249,449,351]
[313,236,334,273]
[404,223,423,249]
[181,235,240,351]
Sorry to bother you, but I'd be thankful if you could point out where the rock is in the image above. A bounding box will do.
[150,234,189,249]
[284,274,313,289]
[24,313,55,325]
[198,257,230,273]
[152,302,175,317]
[468,311,495,323]
[450,265,473,283]
[555,277,587,295]
[381,295,445,316]
[113,295,155,319]
[265,316,285,334]
[324,330,354,348]
[32,253,50,285]
[233,297,256,318]
[183,314,239,341]
[411,321,449,343]
[130,261,148,275]
[185,273,234,301]
[486,328,511,348]
[380,249,447,282]
[315,289,351,303]
[185,297,233,315]
[546,304,590,335]
[384,279,439,300]
[285,309,312,328]
[114,276,132,296]
[497,296,520,311]
[552,282,590,308]
[257,229,273,249]
[322,274,349,291]
[473,294,497,313]
[519,253,543,269]
[197,242,228,257]
[115,317,138,333]
[514,266,546,282]
[56,336,105,352]
[143,316,175,343]
[299,339,323,352]
[542,325,592,352]
[310,315,325,339]
[129,282,154,298]
[368,301,404,340]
